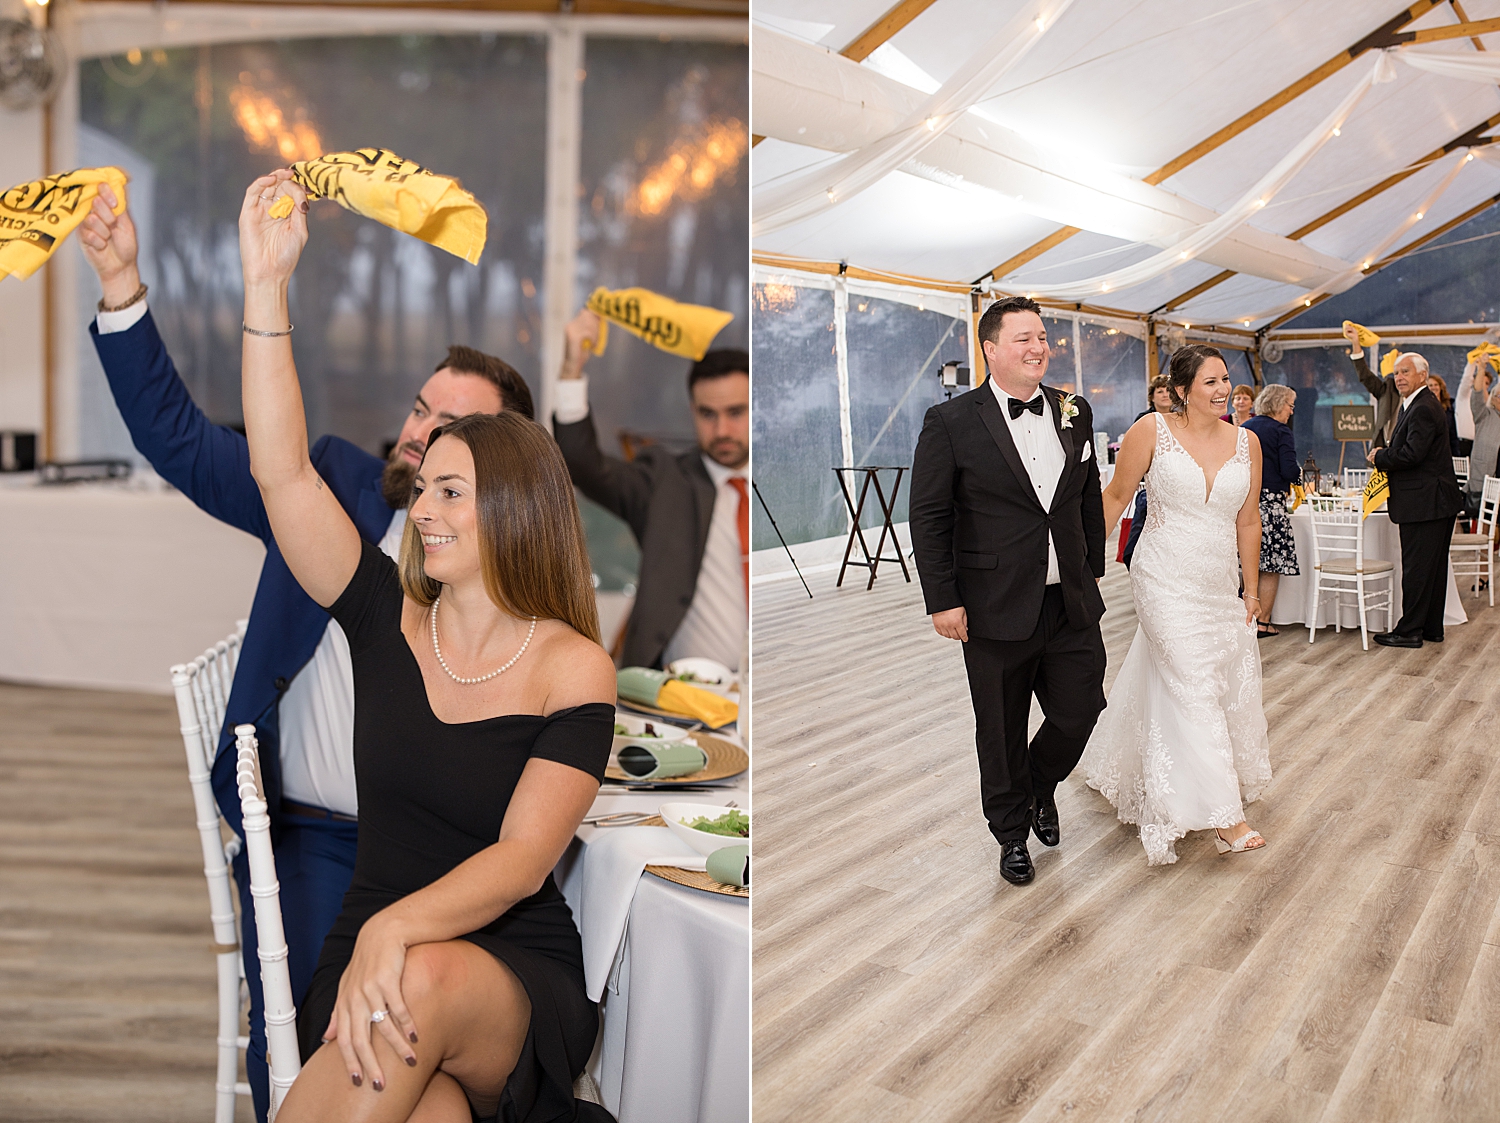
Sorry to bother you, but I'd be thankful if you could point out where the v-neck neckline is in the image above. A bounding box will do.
[1159,415,1242,505]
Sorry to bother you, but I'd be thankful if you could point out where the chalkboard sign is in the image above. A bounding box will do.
[1332,405,1375,441]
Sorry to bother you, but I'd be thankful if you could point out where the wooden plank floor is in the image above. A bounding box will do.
[0,682,253,1122]
[752,551,1500,1122]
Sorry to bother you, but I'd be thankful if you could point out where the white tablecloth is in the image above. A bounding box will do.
[557,784,749,1123]
[0,477,265,692]
[1270,508,1466,630]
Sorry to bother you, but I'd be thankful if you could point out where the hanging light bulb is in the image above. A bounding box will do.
[1035,15,1046,31]
[1415,212,1425,220]
[1332,127,1341,137]
[825,187,837,202]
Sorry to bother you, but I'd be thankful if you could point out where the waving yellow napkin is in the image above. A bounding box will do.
[585,287,734,362]
[1363,470,1389,519]
[269,148,486,264]
[1342,320,1380,348]
[1468,342,1500,374]
[1380,349,1402,376]
[0,167,128,282]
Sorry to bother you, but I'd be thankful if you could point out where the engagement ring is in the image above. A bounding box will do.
[370,1010,388,1024]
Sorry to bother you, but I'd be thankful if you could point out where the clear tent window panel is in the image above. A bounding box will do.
[80,36,549,456]
[750,282,843,550]
[575,37,748,589]
[1079,323,1146,446]
[844,296,968,528]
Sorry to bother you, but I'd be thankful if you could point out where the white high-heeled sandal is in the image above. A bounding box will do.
[1214,827,1265,855]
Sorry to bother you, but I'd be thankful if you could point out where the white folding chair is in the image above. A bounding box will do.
[235,725,302,1119]
[170,624,250,1123]
[1307,500,1394,650]
[1451,475,1500,606]
[1342,467,1372,490]
[1454,456,1471,491]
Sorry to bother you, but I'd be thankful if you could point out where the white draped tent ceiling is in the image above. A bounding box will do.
[751,0,1500,347]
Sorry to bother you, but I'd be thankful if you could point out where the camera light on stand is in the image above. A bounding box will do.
[940,361,970,390]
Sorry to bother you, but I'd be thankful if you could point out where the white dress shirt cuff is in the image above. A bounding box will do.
[96,301,149,335]
[554,377,590,425]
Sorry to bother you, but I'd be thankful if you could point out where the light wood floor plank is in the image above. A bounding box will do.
[753,541,1500,1123]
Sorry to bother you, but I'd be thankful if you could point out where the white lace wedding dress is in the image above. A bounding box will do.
[1080,413,1272,865]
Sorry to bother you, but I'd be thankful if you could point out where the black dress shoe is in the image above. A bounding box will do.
[1374,632,1422,648]
[1032,793,1060,847]
[1000,840,1034,885]
[1423,633,1444,643]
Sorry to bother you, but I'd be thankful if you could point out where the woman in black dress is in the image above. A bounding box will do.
[237,169,617,1123]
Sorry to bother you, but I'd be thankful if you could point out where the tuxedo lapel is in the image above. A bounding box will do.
[1045,386,1076,488]
[975,389,1046,512]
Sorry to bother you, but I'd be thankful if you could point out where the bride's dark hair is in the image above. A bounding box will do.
[1166,344,1227,413]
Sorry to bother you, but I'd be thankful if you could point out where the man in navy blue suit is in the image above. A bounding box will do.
[79,185,532,1121]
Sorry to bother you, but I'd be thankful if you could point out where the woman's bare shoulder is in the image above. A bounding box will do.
[534,623,616,713]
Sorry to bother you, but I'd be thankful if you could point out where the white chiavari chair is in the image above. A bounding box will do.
[1451,475,1500,606]
[169,623,250,1123]
[235,725,302,1119]
[1454,456,1471,491]
[1307,499,1394,650]
[1342,467,1372,490]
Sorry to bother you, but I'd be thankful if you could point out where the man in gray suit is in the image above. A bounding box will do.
[553,308,747,671]
[1343,322,1403,447]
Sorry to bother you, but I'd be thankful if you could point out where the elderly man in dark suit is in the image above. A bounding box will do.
[553,309,747,672]
[908,295,1108,885]
[1367,350,1465,648]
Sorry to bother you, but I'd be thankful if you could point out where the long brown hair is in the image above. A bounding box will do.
[1167,344,1227,413]
[399,412,602,645]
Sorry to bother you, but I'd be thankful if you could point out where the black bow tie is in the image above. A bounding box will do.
[1008,395,1045,419]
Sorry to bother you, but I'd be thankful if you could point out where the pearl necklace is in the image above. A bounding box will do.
[430,595,537,685]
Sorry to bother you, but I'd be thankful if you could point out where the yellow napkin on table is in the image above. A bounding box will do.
[269,148,486,264]
[0,167,128,282]
[657,679,738,728]
[585,286,734,362]
[1363,470,1389,519]
[1343,320,1380,348]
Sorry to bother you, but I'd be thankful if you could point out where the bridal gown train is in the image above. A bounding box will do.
[1080,413,1272,865]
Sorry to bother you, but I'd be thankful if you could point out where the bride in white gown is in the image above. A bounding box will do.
[1082,344,1273,865]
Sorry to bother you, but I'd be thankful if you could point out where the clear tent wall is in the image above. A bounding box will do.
[72,14,747,594]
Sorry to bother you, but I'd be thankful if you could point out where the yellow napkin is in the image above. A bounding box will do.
[1363,470,1389,519]
[269,148,486,264]
[1289,483,1304,513]
[1380,349,1402,376]
[585,286,734,362]
[1467,342,1500,374]
[0,167,129,282]
[1343,320,1380,348]
[657,679,739,728]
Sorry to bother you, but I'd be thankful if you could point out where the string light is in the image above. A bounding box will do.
[1101,282,1111,292]
[1467,152,1476,162]
[1304,298,1313,306]
[1179,251,1190,259]
[1332,127,1341,137]
[1254,198,1267,208]
[826,187,837,202]
[925,117,938,131]
[1415,211,1425,220]
[1035,16,1046,31]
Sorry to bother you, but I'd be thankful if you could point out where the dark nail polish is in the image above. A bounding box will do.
[373,1079,384,1092]
[299,201,309,214]
[409,1031,419,1044]
[351,1073,362,1087]
[405,1055,417,1067]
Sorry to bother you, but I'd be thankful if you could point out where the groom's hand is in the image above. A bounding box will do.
[932,607,968,642]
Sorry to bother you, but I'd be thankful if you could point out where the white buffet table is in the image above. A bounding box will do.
[0,475,265,692]
[558,779,749,1123]
[1269,508,1466,630]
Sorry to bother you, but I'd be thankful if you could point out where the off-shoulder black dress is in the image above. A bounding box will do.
[297,542,614,1123]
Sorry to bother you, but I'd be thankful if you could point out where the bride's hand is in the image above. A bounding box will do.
[239,170,309,288]
[326,914,419,1091]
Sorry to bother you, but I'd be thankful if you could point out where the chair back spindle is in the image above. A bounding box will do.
[236,725,302,1118]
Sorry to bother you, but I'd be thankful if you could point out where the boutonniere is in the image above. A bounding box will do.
[1058,392,1080,429]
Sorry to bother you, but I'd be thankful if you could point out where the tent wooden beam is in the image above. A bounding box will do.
[1266,190,1500,329]
[1385,15,1500,44]
[78,0,746,13]
[977,1,1444,287]
[1449,1,1489,51]
[1159,112,1500,312]
[840,0,940,63]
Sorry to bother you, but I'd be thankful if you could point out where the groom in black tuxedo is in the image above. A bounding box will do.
[1367,352,1464,648]
[910,295,1108,884]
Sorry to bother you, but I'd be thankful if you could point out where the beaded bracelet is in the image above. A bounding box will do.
[97,282,147,314]
[242,323,294,337]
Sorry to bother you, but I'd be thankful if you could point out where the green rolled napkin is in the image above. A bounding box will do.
[705,844,749,888]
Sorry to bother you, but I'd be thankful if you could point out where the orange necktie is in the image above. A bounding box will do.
[729,477,748,605]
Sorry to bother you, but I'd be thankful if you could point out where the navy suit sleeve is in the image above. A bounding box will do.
[1277,426,1300,488]
[91,312,272,542]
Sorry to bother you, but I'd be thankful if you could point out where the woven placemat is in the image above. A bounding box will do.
[604,732,747,785]
[646,864,748,898]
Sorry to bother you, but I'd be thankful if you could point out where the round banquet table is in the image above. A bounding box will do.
[1268,508,1466,631]
[557,781,749,1123]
